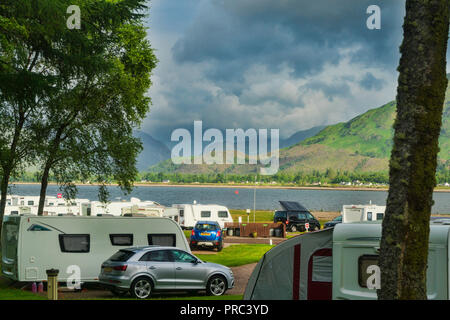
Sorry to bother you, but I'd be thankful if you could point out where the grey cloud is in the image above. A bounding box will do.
[172,0,406,79]
[360,72,385,91]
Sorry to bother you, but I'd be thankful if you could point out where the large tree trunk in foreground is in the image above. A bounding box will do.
[378,0,449,300]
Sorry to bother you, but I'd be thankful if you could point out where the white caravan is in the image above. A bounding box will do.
[168,203,233,229]
[89,197,171,217]
[1,215,190,283]
[3,195,90,216]
[244,220,450,300]
[342,204,386,223]
[2,195,176,217]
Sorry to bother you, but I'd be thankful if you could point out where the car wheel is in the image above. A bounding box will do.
[290,225,297,232]
[216,242,223,252]
[190,243,197,250]
[206,275,227,296]
[130,277,153,299]
[314,225,320,231]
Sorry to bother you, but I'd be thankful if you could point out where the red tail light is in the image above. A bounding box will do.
[191,230,195,236]
[113,265,127,271]
[286,220,289,224]
[217,230,221,237]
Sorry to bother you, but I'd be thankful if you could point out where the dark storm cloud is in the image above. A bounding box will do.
[143,0,434,144]
[172,0,406,80]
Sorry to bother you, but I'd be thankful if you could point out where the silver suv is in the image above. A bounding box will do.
[99,246,234,299]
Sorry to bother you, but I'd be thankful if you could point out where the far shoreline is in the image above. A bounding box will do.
[9,181,450,193]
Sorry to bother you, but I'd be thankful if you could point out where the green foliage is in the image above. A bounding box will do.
[0,0,157,210]
[138,170,392,185]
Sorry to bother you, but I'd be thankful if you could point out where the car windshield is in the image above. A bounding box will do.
[274,211,286,218]
[195,223,217,231]
[109,250,135,262]
[335,216,342,221]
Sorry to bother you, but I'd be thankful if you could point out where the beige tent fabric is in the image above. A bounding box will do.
[243,228,333,300]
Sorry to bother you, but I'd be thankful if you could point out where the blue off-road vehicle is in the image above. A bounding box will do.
[190,221,224,252]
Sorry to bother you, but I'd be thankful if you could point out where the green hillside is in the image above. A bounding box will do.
[148,83,450,175]
[299,101,396,159]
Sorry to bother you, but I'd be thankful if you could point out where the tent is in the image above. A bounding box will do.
[243,228,333,300]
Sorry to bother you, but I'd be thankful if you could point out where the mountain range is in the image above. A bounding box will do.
[141,80,450,175]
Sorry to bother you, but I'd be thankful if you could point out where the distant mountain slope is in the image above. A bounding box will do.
[280,125,327,149]
[148,82,450,174]
[134,131,171,171]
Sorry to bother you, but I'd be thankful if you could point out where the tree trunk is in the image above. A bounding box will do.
[0,113,25,242]
[37,163,51,216]
[37,126,64,216]
[378,0,449,300]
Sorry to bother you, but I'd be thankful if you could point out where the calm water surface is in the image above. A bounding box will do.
[7,184,450,213]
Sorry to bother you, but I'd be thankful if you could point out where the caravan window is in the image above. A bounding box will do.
[201,211,211,218]
[59,234,90,253]
[218,211,228,218]
[27,224,51,231]
[180,209,184,217]
[27,200,34,205]
[110,234,133,246]
[147,234,176,247]
[376,213,384,221]
[358,255,379,288]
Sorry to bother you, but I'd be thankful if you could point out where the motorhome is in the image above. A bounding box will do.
[1,215,190,283]
[245,219,450,300]
[342,204,385,223]
[167,203,233,229]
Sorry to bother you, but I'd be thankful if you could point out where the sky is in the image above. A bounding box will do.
[141,0,449,145]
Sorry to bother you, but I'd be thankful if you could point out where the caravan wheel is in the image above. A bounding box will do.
[130,277,153,299]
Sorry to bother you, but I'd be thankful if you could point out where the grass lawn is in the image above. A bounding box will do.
[0,278,47,300]
[195,244,273,267]
[229,209,274,223]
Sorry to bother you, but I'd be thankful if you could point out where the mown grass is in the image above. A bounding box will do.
[0,277,47,300]
[195,244,273,267]
[229,209,274,223]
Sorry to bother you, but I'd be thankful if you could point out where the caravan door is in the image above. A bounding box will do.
[1,217,19,280]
